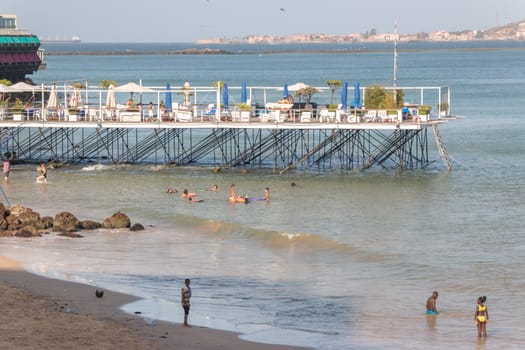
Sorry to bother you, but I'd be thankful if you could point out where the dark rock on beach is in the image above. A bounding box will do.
[14,225,41,238]
[0,203,138,238]
[57,232,84,238]
[6,205,41,230]
[129,223,144,231]
[80,220,102,230]
[103,212,131,229]
[35,216,54,230]
[53,212,81,233]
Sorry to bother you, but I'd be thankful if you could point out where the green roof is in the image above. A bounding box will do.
[0,35,41,46]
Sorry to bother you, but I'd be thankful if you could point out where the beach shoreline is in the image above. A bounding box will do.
[0,256,310,350]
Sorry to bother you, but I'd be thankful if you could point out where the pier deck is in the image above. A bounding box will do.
[0,84,453,173]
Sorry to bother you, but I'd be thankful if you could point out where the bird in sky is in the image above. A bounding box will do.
[280,8,286,12]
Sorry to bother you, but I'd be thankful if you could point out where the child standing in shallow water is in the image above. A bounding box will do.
[3,158,10,182]
[474,296,489,337]
[36,162,47,183]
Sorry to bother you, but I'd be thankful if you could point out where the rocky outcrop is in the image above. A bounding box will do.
[0,204,143,238]
[53,212,81,233]
[6,205,41,230]
[103,212,131,229]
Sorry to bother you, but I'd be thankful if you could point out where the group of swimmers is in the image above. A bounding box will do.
[229,183,270,202]
[167,183,270,203]
[426,291,489,337]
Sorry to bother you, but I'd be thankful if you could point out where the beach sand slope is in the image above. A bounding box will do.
[0,257,310,350]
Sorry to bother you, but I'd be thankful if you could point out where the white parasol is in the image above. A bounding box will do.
[115,82,154,106]
[114,82,154,93]
[46,84,58,109]
[287,82,311,91]
[105,84,116,108]
[69,87,82,108]
[0,83,14,93]
[10,82,37,92]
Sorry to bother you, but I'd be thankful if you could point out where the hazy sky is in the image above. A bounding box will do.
[4,0,523,42]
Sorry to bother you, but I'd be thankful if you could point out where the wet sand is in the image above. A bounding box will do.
[0,256,310,350]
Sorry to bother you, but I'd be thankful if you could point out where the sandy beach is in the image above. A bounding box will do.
[0,256,310,350]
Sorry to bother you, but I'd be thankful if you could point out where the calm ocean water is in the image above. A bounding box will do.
[1,41,525,349]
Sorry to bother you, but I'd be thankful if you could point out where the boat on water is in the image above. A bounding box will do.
[40,35,81,44]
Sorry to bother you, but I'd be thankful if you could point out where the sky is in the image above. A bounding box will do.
[3,0,524,42]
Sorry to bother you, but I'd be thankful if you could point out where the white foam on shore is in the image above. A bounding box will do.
[121,298,321,349]
[81,164,111,171]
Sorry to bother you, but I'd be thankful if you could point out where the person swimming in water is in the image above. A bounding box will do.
[229,184,246,202]
[181,189,196,199]
[167,188,178,194]
[474,296,488,337]
[209,184,219,192]
[426,291,439,315]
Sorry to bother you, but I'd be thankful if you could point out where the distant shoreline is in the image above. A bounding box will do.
[45,46,525,56]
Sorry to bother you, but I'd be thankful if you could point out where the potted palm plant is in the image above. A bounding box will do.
[417,105,432,122]
[12,98,24,121]
[295,86,319,110]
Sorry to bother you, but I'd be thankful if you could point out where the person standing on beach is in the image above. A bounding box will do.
[474,296,488,337]
[181,278,192,327]
[426,291,439,314]
[3,158,10,182]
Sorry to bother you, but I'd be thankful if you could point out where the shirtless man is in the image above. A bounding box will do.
[426,291,439,315]
[264,187,270,201]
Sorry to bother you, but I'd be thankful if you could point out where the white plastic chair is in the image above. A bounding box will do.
[177,110,192,122]
[364,110,377,122]
[300,111,311,122]
[240,111,250,122]
[319,109,330,122]
[378,110,388,122]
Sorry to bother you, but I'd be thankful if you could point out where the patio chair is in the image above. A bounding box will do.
[319,108,336,123]
[240,111,250,122]
[335,109,345,123]
[347,113,359,123]
[177,110,193,122]
[378,110,388,122]
[300,111,312,122]
[231,110,241,122]
[364,110,378,122]
[267,110,280,123]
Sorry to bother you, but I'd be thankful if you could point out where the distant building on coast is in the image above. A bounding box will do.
[0,14,42,83]
[196,20,525,45]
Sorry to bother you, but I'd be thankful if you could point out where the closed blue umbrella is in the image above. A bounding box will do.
[240,81,247,103]
[283,83,289,99]
[222,83,229,109]
[341,82,348,109]
[354,81,361,108]
[165,83,172,112]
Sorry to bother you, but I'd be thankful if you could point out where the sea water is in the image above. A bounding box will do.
[1,41,525,349]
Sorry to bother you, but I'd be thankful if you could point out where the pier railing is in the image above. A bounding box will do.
[0,84,450,126]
